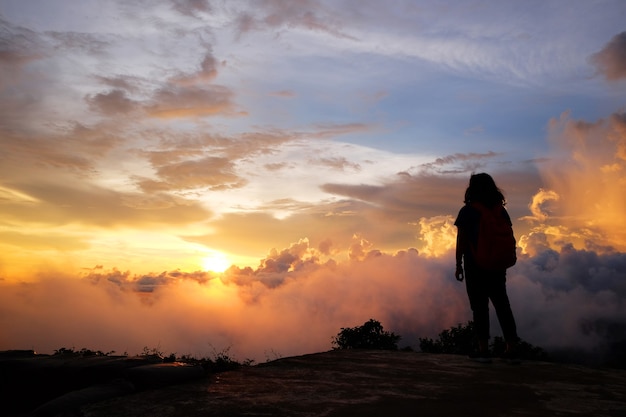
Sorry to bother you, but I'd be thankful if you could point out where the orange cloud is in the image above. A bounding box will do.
[532,111,626,250]
[515,111,626,255]
[171,53,221,86]
[522,188,560,222]
[146,85,240,119]
[86,89,140,115]
[0,243,466,360]
[417,215,456,257]
[0,182,211,228]
[142,156,248,192]
[3,237,625,364]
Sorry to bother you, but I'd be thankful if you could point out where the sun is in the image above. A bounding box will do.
[201,253,231,273]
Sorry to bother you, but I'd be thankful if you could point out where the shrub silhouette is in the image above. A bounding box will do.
[419,322,475,355]
[53,347,116,357]
[419,321,550,361]
[332,319,400,350]
[491,336,550,361]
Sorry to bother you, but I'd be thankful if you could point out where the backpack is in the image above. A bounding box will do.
[470,202,517,270]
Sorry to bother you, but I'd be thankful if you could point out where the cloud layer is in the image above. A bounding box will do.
[2,236,625,365]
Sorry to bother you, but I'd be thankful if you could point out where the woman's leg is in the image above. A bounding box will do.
[465,268,490,349]
[487,271,518,344]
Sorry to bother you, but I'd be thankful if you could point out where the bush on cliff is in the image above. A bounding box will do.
[419,321,550,361]
[332,319,400,350]
[418,322,475,355]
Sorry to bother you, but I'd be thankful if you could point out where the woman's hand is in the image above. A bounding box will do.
[455,266,464,282]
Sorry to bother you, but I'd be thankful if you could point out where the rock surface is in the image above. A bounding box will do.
[0,351,205,416]
[79,350,626,417]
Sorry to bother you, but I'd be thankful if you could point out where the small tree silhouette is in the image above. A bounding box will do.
[332,319,400,350]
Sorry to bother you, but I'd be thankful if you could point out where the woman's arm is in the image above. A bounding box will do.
[455,227,466,281]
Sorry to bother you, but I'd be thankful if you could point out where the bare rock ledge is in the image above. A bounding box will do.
[80,350,626,417]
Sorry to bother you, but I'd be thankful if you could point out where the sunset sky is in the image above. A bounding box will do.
[1,0,626,363]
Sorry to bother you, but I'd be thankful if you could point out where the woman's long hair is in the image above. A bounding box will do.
[463,173,505,207]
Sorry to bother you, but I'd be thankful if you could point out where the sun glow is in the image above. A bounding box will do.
[201,253,231,273]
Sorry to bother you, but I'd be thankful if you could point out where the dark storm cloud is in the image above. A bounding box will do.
[590,31,626,81]
[525,244,626,295]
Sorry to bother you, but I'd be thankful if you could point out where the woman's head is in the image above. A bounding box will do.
[464,172,505,206]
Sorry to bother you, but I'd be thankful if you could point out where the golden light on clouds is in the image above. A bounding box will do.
[0,185,40,203]
[530,111,626,252]
[201,252,231,273]
[417,216,457,257]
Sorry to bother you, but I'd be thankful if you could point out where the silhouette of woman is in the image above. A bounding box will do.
[454,173,519,363]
